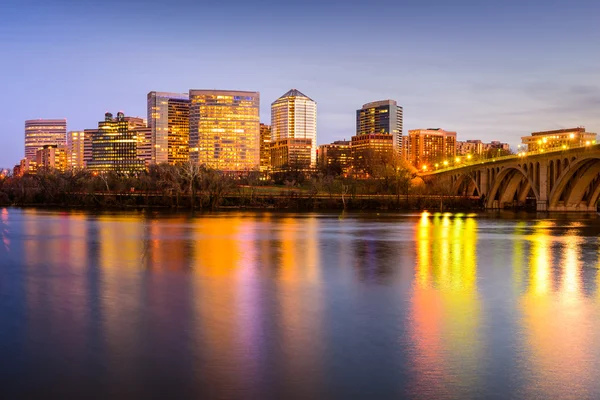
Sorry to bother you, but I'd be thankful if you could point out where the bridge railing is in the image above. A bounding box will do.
[422,144,597,175]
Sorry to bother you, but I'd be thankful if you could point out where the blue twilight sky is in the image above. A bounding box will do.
[1,0,599,167]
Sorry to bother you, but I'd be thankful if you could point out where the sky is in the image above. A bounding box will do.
[1,0,599,167]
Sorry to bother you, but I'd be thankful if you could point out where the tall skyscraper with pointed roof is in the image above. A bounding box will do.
[271,89,317,168]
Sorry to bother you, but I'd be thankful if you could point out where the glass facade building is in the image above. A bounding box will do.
[189,90,260,171]
[24,119,67,161]
[147,92,190,165]
[271,89,317,168]
[356,100,403,154]
[83,129,97,167]
[87,112,146,173]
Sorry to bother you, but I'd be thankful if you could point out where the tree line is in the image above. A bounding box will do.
[0,157,479,211]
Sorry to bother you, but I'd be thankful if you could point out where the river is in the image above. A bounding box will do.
[1,208,600,398]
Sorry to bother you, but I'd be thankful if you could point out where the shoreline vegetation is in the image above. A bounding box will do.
[0,162,484,211]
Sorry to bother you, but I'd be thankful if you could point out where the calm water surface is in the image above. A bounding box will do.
[2,208,600,399]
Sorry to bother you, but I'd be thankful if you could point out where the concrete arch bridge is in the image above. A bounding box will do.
[420,145,600,212]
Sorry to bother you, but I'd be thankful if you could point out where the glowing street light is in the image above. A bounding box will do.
[443,160,449,166]
[467,154,472,160]
[455,157,461,163]
[422,165,428,171]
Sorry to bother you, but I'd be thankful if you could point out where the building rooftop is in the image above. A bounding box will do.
[531,127,586,136]
[277,89,314,102]
[361,100,398,109]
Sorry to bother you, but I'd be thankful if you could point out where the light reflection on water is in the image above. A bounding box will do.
[1,208,600,398]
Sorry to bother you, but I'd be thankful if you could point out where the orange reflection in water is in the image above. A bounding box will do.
[188,214,324,397]
[96,215,146,381]
[275,216,324,395]
[143,217,189,271]
[409,213,480,397]
[520,223,594,399]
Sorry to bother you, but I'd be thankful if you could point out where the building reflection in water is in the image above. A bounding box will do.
[409,212,481,398]
[21,211,96,383]
[519,222,595,399]
[11,208,600,397]
[188,214,325,397]
[1,208,9,252]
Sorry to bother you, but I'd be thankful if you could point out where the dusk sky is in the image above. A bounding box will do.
[1,0,599,167]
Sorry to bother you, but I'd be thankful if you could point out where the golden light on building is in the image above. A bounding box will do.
[522,127,596,152]
[271,89,317,168]
[318,140,352,173]
[36,145,68,172]
[87,112,146,174]
[408,129,457,170]
[134,126,152,165]
[356,100,403,154]
[260,123,272,172]
[189,90,260,171]
[147,91,190,165]
[67,131,86,168]
[271,138,313,172]
[24,119,67,161]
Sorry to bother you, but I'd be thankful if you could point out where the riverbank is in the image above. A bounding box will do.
[3,191,484,211]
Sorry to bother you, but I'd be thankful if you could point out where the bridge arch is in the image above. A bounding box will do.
[549,156,600,211]
[486,166,539,209]
[452,172,481,196]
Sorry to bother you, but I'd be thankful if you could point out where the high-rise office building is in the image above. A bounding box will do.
[189,90,260,170]
[271,89,317,168]
[24,119,67,161]
[83,129,97,167]
[135,126,153,165]
[408,128,457,169]
[67,131,86,168]
[87,112,145,173]
[356,100,403,153]
[260,123,272,172]
[147,91,190,165]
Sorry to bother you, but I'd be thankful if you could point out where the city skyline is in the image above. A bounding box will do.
[1,0,599,167]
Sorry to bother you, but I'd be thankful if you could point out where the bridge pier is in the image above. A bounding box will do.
[537,161,548,211]
[536,201,548,211]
